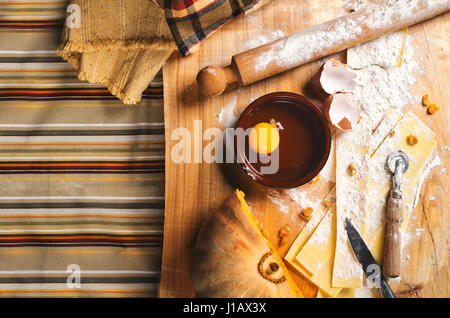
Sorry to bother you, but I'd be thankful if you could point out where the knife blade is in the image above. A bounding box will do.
[345,218,396,298]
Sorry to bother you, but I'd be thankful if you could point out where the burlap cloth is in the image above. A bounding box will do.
[57,0,269,104]
[57,0,176,105]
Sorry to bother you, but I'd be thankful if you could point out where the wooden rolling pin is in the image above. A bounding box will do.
[197,0,450,97]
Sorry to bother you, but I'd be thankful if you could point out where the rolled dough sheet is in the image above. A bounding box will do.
[285,111,436,296]
[286,112,400,294]
[284,186,339,296]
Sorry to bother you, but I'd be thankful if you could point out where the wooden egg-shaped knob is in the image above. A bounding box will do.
[196,65,227,97]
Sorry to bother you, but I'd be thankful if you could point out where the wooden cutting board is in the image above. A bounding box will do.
[159,0,449,298]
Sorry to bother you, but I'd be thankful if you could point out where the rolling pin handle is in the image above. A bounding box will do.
[197,64,241,97]
[382,196,403,278]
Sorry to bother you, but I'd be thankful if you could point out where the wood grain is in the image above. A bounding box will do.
[159,0,449,298]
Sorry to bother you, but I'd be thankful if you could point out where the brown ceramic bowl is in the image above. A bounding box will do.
[235,92,331,189]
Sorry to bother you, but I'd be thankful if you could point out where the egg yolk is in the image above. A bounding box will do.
[248,122,280,155]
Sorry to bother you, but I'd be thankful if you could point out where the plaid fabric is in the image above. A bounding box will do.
[153,0,263,56]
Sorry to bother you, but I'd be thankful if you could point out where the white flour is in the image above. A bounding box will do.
[347,30,408,68]
[216,94,238,128]
[221,0,445,296]
[307,211,333,246]
[236,0,448,299]
[412,154,441,209]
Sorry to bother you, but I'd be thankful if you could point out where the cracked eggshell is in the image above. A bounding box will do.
[312,59,356,99]
[322,93,360,130]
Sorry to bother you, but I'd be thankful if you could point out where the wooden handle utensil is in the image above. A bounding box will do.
[383,150,409,278]
[197,0,450,97]
[383,197,404,278]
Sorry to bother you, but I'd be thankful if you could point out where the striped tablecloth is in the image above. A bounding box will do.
[0,0,164,297]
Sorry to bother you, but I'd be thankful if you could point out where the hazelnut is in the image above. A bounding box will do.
[407,134,418,146]
[302,207,314,217]
[427,103,440,114]
[311,175,320,184]
[347,163,357,176]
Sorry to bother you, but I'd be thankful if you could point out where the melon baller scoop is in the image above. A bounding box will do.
[382,150,409,278]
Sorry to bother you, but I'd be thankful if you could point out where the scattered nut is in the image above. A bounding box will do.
[347,163,357,176]
[422,94,430,107]
[265,262,280,275]
[269,262,279,272]
[278,225,290,246]
[302,207,314,217]
[311,175,320,184]
[323,200,333,210]
[300,207,313,221]
[278,225,290,238]
[427,103,440,114]
[269,118,277,127]
[407,134,418,146]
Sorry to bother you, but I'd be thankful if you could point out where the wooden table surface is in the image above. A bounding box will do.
[159,0,449,298]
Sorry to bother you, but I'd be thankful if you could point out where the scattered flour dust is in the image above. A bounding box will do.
[331,0,446,292]
[215,0,444,297]
[347,30,408,68]
[285,187,322,211]
[254,16,363,72]
[349,39,421,129]
[252,0,439,73]
[216,94,238,128]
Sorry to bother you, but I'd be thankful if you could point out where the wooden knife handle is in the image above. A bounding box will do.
[197,0,450,97]
[382,197,403,278]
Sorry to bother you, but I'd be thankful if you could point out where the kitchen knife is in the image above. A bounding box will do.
[345,218,396,298]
